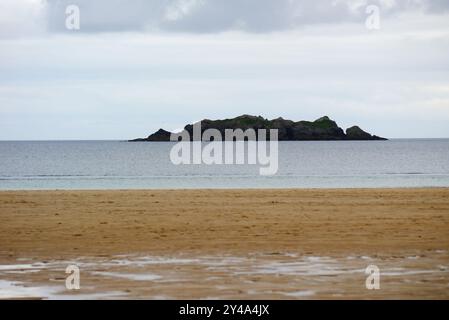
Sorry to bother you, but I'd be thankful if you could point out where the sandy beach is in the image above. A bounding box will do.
[1,188,448,299]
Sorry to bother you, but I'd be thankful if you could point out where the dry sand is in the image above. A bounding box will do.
[0,188,448,299]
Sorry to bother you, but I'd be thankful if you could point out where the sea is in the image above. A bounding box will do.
[1,139,449,190]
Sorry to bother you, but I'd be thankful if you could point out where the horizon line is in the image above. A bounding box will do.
[1,138,449,142]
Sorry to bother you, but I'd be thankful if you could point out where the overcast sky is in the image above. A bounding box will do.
[1,0,449,139]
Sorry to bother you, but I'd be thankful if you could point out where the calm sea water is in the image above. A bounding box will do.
[0,139,448,190]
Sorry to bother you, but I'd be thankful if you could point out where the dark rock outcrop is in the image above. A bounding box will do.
[346,126,387,141]
[130,128,172,142]
[130,115,387,141]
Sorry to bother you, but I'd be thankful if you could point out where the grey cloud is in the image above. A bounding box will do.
[160,0,361,33]
[45,0,449,34]
[46,0,169,32]
[424,0,449,13]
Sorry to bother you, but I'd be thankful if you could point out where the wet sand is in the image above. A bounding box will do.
[0,188,448,299]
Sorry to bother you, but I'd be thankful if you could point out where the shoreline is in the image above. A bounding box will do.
[1,185,448,192]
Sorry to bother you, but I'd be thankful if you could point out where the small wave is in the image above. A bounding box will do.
[385,172,426,175]
[1,172,449,181]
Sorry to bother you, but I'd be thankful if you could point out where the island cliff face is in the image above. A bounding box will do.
[130,115,387,141]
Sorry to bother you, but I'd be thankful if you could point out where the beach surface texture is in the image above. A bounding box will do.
[0,188,448,299]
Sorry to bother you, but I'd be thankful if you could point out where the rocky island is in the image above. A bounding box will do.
[130,115,387,141]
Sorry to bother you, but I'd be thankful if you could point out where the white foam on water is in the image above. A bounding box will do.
[3,269,41,274]
[149,295,173,300]
[235,258,362,277]
[306,256,332,262]
[0,264,39,271]
[283,290,316,297]
[201,257,248,267]
[0,280,59,299]
[102,256,202,267]
[53,291,128,300]
[382,268,448,276]
[91,271,162,281]
[0,279,130,300]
